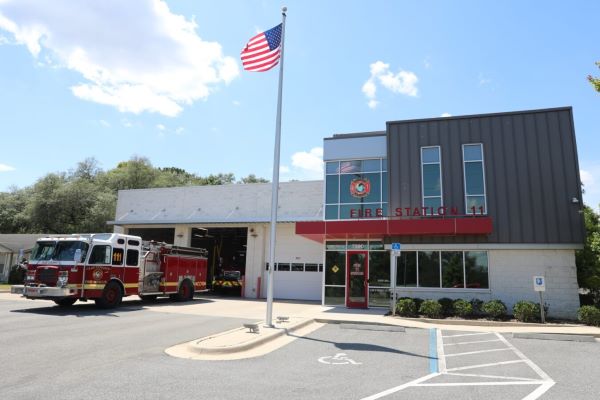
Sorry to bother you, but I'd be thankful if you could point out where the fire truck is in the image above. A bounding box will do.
[11,233,208,308]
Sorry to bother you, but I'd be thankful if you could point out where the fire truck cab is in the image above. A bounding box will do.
[11,233,208,308]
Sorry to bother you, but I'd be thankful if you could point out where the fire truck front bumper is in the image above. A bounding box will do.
[11,285,77,298]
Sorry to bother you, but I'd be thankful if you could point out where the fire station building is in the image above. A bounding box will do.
[111,107,585,318]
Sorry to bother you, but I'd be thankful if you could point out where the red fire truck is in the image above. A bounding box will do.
[11,233,208,308]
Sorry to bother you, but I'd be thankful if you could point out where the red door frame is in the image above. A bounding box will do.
[346,250,369,308]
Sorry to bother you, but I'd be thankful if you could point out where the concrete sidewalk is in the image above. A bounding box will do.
[159,296,600,360]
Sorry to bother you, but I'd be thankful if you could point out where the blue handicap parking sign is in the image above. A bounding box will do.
[535,277,543,285]
[392,243,401,251]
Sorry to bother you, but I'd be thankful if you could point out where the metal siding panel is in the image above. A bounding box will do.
[399,124,411,209]
[536,112,558,242]
[385,108,583,246]
[445,120,462,219]
[409,123,421,210]
[491,116,511,243]
[512,114,535,242]
[559,110,585,243]
[546,111,571,243]
[524,114,548,242]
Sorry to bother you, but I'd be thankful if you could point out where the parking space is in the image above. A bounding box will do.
[361,330,555,400]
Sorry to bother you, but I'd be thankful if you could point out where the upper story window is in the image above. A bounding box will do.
[324,158,388,220]
[462,143,487,214]
[421,146,443,211]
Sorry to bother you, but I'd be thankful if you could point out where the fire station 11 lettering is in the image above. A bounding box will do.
[349,206,485,218]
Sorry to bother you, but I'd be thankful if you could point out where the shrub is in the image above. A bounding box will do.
[412,298,425,310]
[453,299,473,318]
[513,301,540,322]
[482,299,507,320]
[577,305,600,327]
[470,298,484,316]
[396,298,417,317]
[419,299,443,319]
[438,297,455,317]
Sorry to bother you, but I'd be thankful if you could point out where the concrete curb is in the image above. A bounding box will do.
[188,318,315,355]
[391,315,582,328]
[512,332,597,342]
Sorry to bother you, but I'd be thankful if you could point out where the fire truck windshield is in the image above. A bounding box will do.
[30,241,90,262]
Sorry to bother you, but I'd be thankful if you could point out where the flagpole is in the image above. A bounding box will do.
[266,6,287,327]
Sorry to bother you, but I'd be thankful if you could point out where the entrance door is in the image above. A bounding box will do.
[346,251,368,308]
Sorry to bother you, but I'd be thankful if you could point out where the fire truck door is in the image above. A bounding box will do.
[110,247,125,282]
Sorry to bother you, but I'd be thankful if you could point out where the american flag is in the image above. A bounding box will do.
[240,24,282,72]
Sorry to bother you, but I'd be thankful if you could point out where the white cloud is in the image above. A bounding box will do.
[156,124,166,131]
[232,100,241,106]
[362,61,418,109]
[0,163,15,172]
[0,0,239,117]
[99,119,111,127]
[281,147,324,180]
[441,112,452,117]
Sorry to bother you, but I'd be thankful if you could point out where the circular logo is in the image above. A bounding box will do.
[93,269,103,280]
[350,178,371,198]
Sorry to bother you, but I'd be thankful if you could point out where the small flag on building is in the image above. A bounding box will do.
[240,24,282,72]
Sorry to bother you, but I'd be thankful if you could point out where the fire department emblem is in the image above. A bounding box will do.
[350,178,370,198]
[93,269,103,280]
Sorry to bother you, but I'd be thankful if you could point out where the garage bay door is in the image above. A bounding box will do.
[271,263,323,301]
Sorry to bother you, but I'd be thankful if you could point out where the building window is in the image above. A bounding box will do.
[464,251,489,288]
[463,143,487,214]
[324,158,388,220]
[396,250,489,289]
[421,146,443,211]
[418,250,440,287]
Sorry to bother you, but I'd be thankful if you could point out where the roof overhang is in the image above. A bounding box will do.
[295,217,493,243]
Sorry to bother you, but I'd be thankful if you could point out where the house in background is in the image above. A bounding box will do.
[0,234,47,282]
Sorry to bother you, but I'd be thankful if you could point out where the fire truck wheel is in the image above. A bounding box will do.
[53,298,77,307]
[175,280,194,302]
[95,281,123,308]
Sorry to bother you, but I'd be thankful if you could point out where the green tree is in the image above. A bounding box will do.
[576,205,600,305]
[102,156,157,191]
[0,186,33,233]
[0,156,264,235]
[199,173,235,185]
[588,62,600,92]
[239,174,269,184]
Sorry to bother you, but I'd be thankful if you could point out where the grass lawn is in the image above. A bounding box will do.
[0,284,13,291]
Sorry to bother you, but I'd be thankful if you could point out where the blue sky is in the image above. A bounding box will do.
[0,0,599,208]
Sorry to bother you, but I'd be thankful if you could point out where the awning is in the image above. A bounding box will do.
[295,217,493,243]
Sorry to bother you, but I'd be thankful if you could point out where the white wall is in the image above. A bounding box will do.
[392,249,580,319]
[488,249,580,319]
[257,223,323,300]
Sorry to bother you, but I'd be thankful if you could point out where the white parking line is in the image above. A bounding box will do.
[446,372,540,382]
[436,329,447,372]
[445,359,525,372]
[360,372,440,400]
[444,348,512,357]
[416,381,546,387]
[444,339,502,346]
[442,332,494,338]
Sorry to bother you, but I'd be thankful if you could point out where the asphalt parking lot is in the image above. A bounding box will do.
[1,294,599,400]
